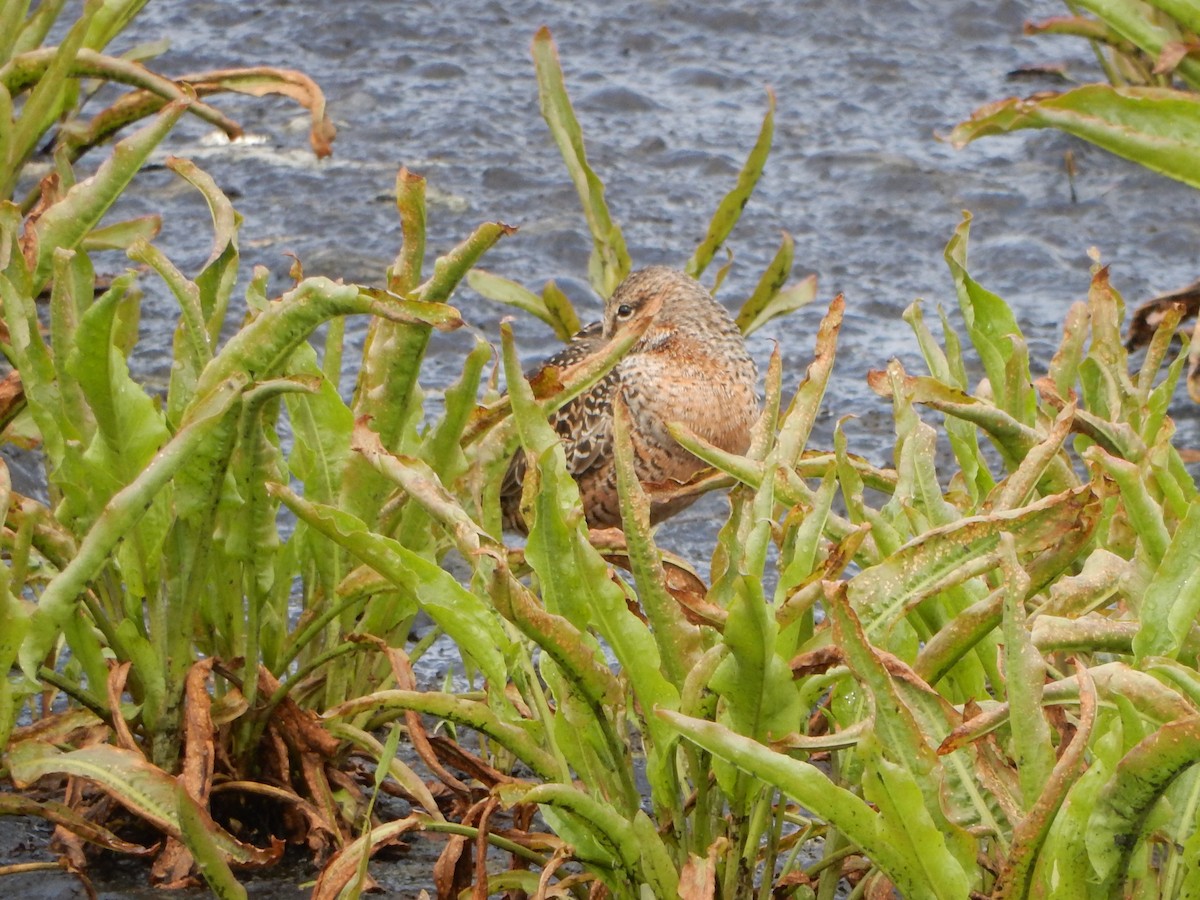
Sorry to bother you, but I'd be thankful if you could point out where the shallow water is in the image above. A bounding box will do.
[9,0,1200,894]
[101,0,1200,558]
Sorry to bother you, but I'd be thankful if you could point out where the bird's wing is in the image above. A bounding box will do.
[501,322,615,502]
[550,368,615,480]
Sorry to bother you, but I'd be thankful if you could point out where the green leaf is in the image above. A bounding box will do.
[330,689,559,781]
[19,375,245,674]
[388,167,425,293]
[1132,500,1200,661]
[29,98,188,291]
[1087,715,1200,888]
[4,0,96,197]
[8,741,278,866]
[194,278,449,403]
[176,782,249,900]
[997,534,1055,810]
[612,400,702,690]
[662,711,958,900]
[1072,0,1200,88]
[951,85,1200,189]
[686,90,774,279]
[468,269,580,342]
[531,26,629,297]
[849,485,1095,640]
[81,214,160,251]
[710,575,801,744]
[861,733,973,899]
[738,270,816,337]
[415,221,515,304]
[166,157,241,341]
[271,483,510,691]
[943,212,1035,425]
[992,665,1096,899]
[66,273,170,481]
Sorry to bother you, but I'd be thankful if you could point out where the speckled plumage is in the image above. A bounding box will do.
[502,267,759,532]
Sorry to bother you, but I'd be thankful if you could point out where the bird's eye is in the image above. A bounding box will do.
[615,303,634,320]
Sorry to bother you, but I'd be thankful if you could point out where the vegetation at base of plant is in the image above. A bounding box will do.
[952,1,1200,190]
[3,6,1200,900]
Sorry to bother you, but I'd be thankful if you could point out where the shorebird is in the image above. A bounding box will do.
[501,266,758,531]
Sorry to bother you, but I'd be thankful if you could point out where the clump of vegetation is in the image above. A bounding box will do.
[951,0,1200,189]
[4,6,1200,900]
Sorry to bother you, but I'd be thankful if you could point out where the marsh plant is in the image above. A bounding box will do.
[953,0,1200,190]
[3,6,1200,900]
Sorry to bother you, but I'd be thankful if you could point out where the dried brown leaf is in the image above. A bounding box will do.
[678,850,717,899]
[428,735,517,789]
[435,826,474,899]
[1155,41,1200,76]
[536,845,575,898]
[0,369,25,429]
[355,635,470,795]
[104,662,140,754]
[181,660,216,805]
[180,67,337,157]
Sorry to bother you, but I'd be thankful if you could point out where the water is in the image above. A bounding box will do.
[93,0,1200,557]
[8,0,1200,893]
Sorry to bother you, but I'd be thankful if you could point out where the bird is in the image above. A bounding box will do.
[501,266,759,532]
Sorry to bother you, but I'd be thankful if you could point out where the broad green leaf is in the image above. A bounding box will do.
[387,167,424,293]
[861,733,973,898]
[1087,715,1200,887]
[944,213,1035,425]
[516,782,675,896]
[193,278,451,403]
[271,484,510,691]
[531,26,629,297]
[415,221,514,304]
[662,711,956,900]
[777,294,844,466]
[870,363,1076,486]
[19,375,245,673]
[1084,445,1170,565]
[8,741,278,866]
[1132,500,1200,660]
[825,581,966,845]
[29,98,187,290]
[166,157,241,342]
[176,782,249,900]
[1072,0,1200,88]
[5,0,95,197]
[1143,0,1200,35]
[738,271,817,337]
[613,400,702,690]
[541,279,582,338]
[0,268,65,461]
[0,462,29,750]
[83,0,151,52]
[952,85,1200,189]
[329,689,559,780]
[997,535,1055,810]
[468,268,579,342]
[997,666,1097,898]
[686,91,774,279]
[849,485,1095,639]
[66,273,169,482]
[81,214,160,250]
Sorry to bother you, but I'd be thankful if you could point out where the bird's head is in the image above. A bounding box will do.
[601,267,717,348]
